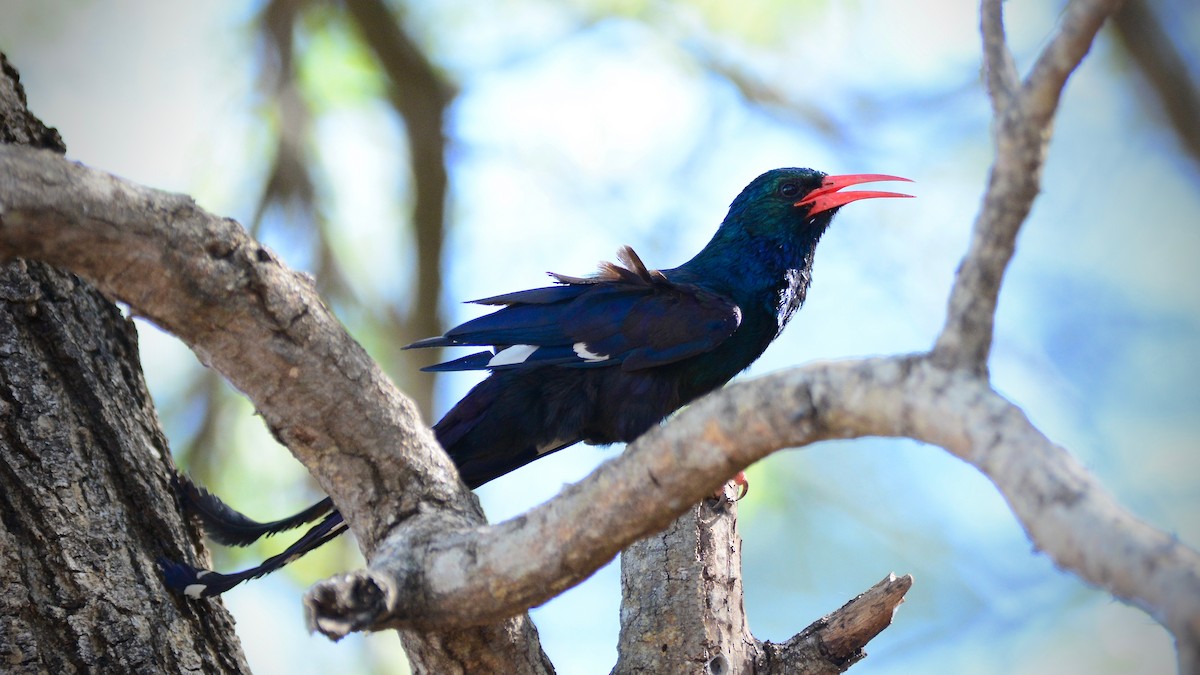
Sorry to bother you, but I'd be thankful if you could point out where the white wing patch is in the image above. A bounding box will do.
[488,344,538,367]
[572,342,609,362]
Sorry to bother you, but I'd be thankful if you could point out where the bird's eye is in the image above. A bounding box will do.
[779,182,800,198]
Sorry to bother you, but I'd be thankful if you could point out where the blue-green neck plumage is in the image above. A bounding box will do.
[666,169,837,396]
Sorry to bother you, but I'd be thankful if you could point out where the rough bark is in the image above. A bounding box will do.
[754,574,913,675]
[0,53,249,674]
[614,496,756,674]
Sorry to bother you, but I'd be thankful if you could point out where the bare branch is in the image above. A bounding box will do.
[933,0,1123,372]
[980,0,1018,111]
[757,574,914,674]
[227,349,1200,649]
[0,147,461,542]
[1022,0,1126,122]
[612,497,911,674]
[613,498,757,673]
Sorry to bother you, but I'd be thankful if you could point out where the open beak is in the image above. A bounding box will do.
[794,173,914,216]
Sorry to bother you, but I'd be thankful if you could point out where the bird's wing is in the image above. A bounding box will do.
[408,246,742,373]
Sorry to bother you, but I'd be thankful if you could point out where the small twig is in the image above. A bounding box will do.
[758,574,913,674]
[980,0,1018,112]
[1022,0,1126,123]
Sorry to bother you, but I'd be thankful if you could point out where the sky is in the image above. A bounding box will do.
[3,1,1198,673]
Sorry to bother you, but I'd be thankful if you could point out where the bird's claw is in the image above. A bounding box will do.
[732,471,749,500]
[712,471,749,501]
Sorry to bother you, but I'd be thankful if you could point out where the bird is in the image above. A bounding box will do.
[159,168,912,598]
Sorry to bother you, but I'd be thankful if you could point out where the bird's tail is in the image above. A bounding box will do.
[159,511,347,598]
[159,474,343,597]
[172,474,335,546]
[161,375,572,598]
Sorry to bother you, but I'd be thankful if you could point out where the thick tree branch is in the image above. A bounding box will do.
[0,147,463,547]
[2,146,1196,656]
[0,54,250,674]
[0,146,548,672]
[933,0,1123,373]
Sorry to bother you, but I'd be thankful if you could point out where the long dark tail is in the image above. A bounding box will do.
[173,474,335,546]
[160,511,347,598]
[160,475,343,598]
[162,373,572,598]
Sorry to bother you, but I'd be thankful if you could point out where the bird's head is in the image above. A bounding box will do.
[726,167,913,242]
[680,167,912,294]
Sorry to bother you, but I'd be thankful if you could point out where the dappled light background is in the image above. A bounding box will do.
[4,1,1198,673]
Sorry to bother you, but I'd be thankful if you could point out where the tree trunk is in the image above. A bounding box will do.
[615,496,754,674]
[615,489,911,675]
[0,53,249,674]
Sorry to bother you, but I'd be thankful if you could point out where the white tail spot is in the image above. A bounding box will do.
[573,342,608,362]
[489,344,538,367]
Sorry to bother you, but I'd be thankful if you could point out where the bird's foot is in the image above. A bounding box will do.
[712,471,749,501]
[732,471,749,500]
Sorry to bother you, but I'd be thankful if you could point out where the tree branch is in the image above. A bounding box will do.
[0,147,463,545]
[980,0,1018,112]
[0,53,251,674]
[613,497,758,673]
[933,0,1123,373]
[612,497,911,674]
[757,573,914,674]
[1022,0,1125,122]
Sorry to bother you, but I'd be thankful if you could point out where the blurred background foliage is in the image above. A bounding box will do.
[3,0,1198,673]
